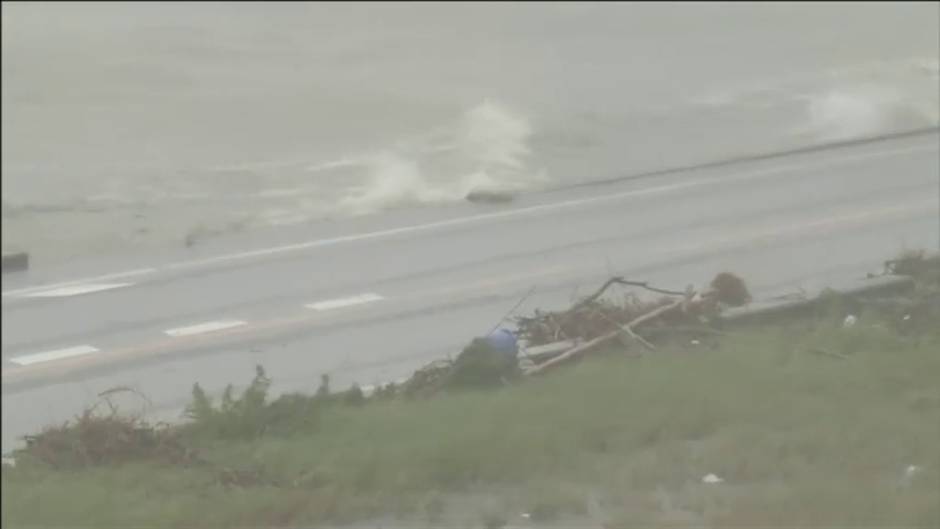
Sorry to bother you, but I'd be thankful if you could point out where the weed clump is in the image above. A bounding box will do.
[20,390,195,469]
[184,366,322,439]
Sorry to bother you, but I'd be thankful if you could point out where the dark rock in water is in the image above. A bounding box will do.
[465,189,515,204]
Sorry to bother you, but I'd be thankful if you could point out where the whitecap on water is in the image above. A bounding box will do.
[337,100,548,215]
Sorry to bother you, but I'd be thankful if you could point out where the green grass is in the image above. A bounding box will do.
[3,311,940,528]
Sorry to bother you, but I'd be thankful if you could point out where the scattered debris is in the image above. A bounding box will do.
[380,274,755,389]
[4,241,936,522]
[518,274,749,376]
[12,253,939,484]
[315,254,934,400]
[514,278,681,347]
[701,473,724,484]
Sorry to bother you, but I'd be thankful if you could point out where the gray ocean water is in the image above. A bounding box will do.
[2,2,938,266]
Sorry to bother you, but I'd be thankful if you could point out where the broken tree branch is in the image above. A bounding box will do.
[590,307,656,351]
[625,297,686,329]
[524,330,620,376]
[526,297,687,376]
[569,277,686,313]
[620,325,656,351]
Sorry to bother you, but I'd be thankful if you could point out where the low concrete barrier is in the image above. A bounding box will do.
[2,252,29,274]
[719,274,916,326]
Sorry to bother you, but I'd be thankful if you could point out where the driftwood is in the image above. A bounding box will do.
[519,273,751,375]
[618,322,656,351]
[627,297,687,328]
[516,280,683,346]
[523,330,620,376]
[590,307,656,351]
[524,340,579,363]
[525,298,686,376]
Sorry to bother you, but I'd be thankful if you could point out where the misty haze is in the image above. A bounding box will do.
[2,2,937,263]
[2,2,939,528]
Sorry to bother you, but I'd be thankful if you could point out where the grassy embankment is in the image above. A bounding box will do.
[2,254,939,528]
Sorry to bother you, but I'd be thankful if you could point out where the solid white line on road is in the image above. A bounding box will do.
[9,345,100,366]
[305,293,385,311]
[164,320,247,337]
[20,282,134,298]
[3,142,935,299]
[161,144,940,270]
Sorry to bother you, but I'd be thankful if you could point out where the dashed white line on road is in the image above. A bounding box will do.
[2,268,156,298]
[305,293,385,311]
[10,345,100,366]
[164,320,247,337]
[20,282,134,298]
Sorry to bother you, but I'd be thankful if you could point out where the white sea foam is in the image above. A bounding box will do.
[798,84,938,142]
[338,100,547,215]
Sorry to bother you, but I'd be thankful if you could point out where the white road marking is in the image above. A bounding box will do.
[1,200,930,375]
[9,345,100,366]
[2,142,935,298]
[2,268,156,298]
[305,293,385,311]
[164,320,247,337]
[21,282,133,298]
[163,143,940,270]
